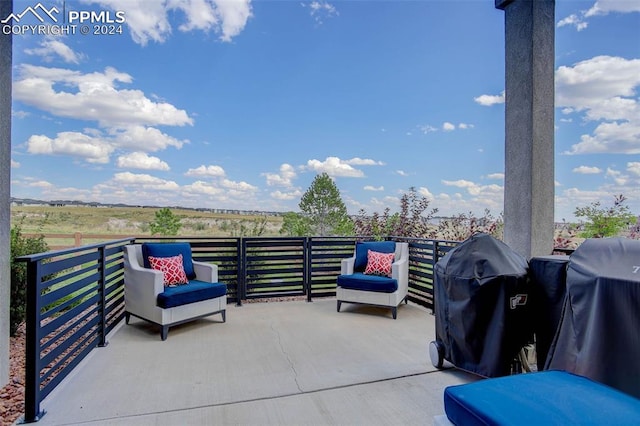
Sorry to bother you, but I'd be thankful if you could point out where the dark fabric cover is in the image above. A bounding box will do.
[142,242,196,280]
[337,273,398,293]
[354,241,396,272]
[444,370,640,426]
[157,280,226,309]
[434,233,532,377]
[545,238,640,399]
[529,255,570,370]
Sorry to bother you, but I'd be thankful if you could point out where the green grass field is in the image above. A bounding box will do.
[11,205,284,242]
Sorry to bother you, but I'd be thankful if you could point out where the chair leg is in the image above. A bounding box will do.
[221,310,226,323]
[337,300,342,312]
[161,325,169,341]
[125,312,130,324]
[391,307,397,320]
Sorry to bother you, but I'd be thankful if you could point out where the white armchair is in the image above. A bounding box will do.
[336,241,409,319]
[123,243,226,340]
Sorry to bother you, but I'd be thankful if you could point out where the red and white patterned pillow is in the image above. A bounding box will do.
[364,250,395,277]
[148,254,189,287]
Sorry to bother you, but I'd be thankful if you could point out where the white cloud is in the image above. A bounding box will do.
[304,156,382,178]
[24,39,85,64]
[486,173,504,180]
[82,0,253,45]
[221,178,257,191]
[364,185,384,191]
[110,172,180,191]
[558,56,640,155]
[627,161,640,176]
[26,131,113,163]
[345,157,385,166]
[396,170,409,177]
[474,91,505,106]
[11,159,20,168]
[442,179,503,197]
[558,0,640,31]
[442,122,455,132]
[458,123,474,130]
[185,165,226,178]
[304,1,339,25]
[585,0,640,17]
[263,163,297,187]
[27,180,54,189]
[572,165,602,174]
[182,180,225,196]
[557,14,588,31]
[14,65,193,128]
[605,167,628,185]
[417,186,434,200]
[418,124,438,134]
[271,189,302,201]
[111,126,187,152]
[117,152,170,171]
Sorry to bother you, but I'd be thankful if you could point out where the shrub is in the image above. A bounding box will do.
[10,223,49,336]
[574,194,636,238]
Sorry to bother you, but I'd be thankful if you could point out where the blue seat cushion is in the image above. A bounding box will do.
[157,280,227,309]
[337,273,398,293]
[142,242,196,280]
[354,241,396,272]
[444,370,640,426]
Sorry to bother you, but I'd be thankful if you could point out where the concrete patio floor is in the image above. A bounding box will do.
[35,299,477,425]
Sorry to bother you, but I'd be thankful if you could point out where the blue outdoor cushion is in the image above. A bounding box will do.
[337,272,398,293]
[354,241,396,272]
[157,280,227,309]
[444,370,640,426]
[142,242,196,280]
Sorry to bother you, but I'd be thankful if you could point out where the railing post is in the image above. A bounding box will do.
[24,259,44,422]
[431,240,440,315]
[237,238,245,305]
[98,246,108,347]
[305,237,312,302]
[74,232,82,247]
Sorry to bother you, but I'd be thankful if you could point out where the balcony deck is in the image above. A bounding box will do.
[34,298,476,425]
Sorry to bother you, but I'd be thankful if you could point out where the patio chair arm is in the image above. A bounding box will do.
[193,261,218,282]
[392,257,409,293]
[341,256,355,275]
[124,261,165,300]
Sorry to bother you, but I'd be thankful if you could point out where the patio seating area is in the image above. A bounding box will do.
[34,298,476,425]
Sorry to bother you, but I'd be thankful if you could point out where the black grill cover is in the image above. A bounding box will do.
[434,233,533,377]
[545,238,640,399]
[529,255,570,371]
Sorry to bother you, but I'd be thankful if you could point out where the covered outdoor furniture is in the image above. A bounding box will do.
[439,370,640,425]
[430,233,533,377]
[545,238,640,398]
[336,241,409,319]
[123,243,227,340]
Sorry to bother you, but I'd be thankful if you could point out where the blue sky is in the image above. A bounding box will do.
[7,0,640,221]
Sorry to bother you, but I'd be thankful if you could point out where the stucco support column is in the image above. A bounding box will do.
[496,0,555,258]
[0,0,13,387]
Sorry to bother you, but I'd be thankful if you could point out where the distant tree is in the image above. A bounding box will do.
[279,212,312,237]
[149,208,182,236]
[574,194,636,238]
[299,173,353,236]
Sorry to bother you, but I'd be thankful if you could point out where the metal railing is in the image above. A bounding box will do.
[16,236,458,422]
